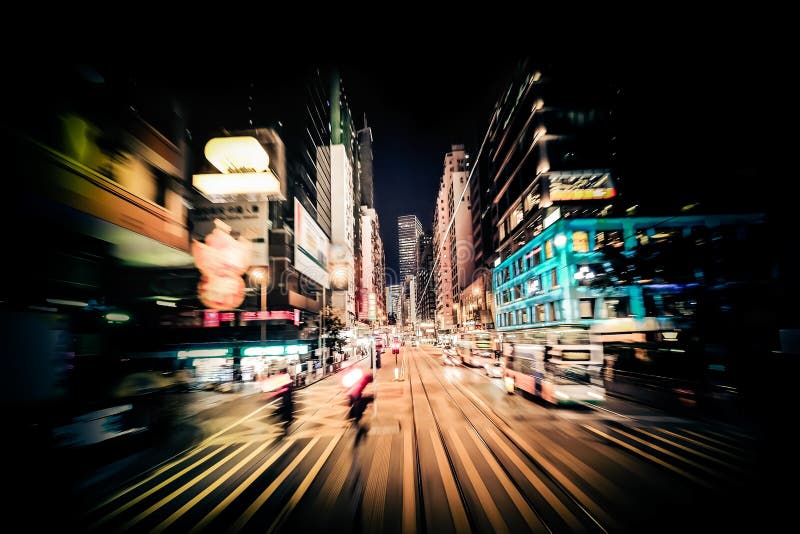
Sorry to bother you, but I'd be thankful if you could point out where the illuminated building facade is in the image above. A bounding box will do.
[472,61,620,271]
[358,206,386,324]
[433,144,474,330]
[416,233,436,322]
[398,214,424,283]
[493,213,767,337]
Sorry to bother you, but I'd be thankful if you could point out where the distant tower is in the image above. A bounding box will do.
[397,214,423,283]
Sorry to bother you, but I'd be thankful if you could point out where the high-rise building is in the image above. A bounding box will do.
[416,233,436,322]
[305,68,360,326]
[473,61,619,268]
[386,284,401,324]
[407,275,417,327]
[398,214,424,283]
[433,144,474,330]
[358,206,386,323]
[357,120,375,209]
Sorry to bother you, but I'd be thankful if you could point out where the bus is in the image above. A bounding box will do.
[455,330,495,367]
[501,326,605,405]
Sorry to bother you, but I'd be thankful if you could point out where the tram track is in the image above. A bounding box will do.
[410,346,611,533]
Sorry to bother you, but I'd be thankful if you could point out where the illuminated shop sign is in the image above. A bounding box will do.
[548,172,616,201]
[242,344,309,357]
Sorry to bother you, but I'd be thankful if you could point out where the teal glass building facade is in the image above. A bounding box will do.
[492,213,765,333]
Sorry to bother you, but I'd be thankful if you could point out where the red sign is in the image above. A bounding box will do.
[203,310,219,327]
[294,309,300,326]
[220,312,236,322]
[241,310,296,322]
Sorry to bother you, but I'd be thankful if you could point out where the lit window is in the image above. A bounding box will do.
[545,240,554,259]
[572,231,589,252]
[511,205,524,228]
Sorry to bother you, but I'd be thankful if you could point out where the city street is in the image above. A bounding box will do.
[67,344,769,532]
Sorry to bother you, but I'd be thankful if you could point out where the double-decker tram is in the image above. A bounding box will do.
[455,330,494,367]
[501,325,605,405]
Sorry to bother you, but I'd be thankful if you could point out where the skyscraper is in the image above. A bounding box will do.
[358,206,386,323]
[397,214,423,283]
[473,61,619,267]
[433,144,474,329]
[417,233,436,322]
[357,120,375,209]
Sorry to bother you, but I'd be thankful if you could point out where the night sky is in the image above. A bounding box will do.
[340,58,518,281]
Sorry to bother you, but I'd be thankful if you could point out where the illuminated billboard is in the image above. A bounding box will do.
[548,171,616,202]
[294,198,330,287]
[190,199,268,265]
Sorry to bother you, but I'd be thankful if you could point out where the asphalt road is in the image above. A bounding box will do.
[39,345,783,532]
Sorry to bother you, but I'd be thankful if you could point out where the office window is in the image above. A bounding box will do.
[535,304,545,323]
[580,299,594,319]
[550,268,559,289]
[545,240,554,259]
[524,191,540,213]
[511,205,524,228]
[530,247,542,267]
[604,297,630,318]
[526,276,541,295]
[572,231,589,252]
[595,230,624,250]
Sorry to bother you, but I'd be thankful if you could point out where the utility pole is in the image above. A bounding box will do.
[318,286,326,376]
[261,276,267,341]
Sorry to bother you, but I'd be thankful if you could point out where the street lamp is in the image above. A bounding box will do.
[249,267,269,341]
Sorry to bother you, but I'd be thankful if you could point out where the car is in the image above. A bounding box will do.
[484,361,504,378]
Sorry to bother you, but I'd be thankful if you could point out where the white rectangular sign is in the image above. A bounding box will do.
[294,198,330,287]
[190,199,269,265]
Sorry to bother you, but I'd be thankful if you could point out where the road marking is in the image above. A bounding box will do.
[605,425,736,484]
[447,427,508,533]
[638,427,746,471]
[483,426,581,531]
[683,428,751,454]
[707,426,755,441]
[363,435,392,531]
[90,396,280,516]
[191,439,294,532]
[229,437,321,532]
[123,441,257,530]
[310,434,352,511]
[267,434,342,533]
[87,443,214,514]
[429,427,471,533]
[582,425,713,489]
[403,417,415,534]
[466,426,542,532]
[90,445,231,529]
[152,439,274,532]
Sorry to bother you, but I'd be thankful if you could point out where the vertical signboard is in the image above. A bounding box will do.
[294,198,330,287]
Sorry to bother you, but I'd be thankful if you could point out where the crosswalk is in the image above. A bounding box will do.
[581,420,757,490]
[80,350,762,533]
